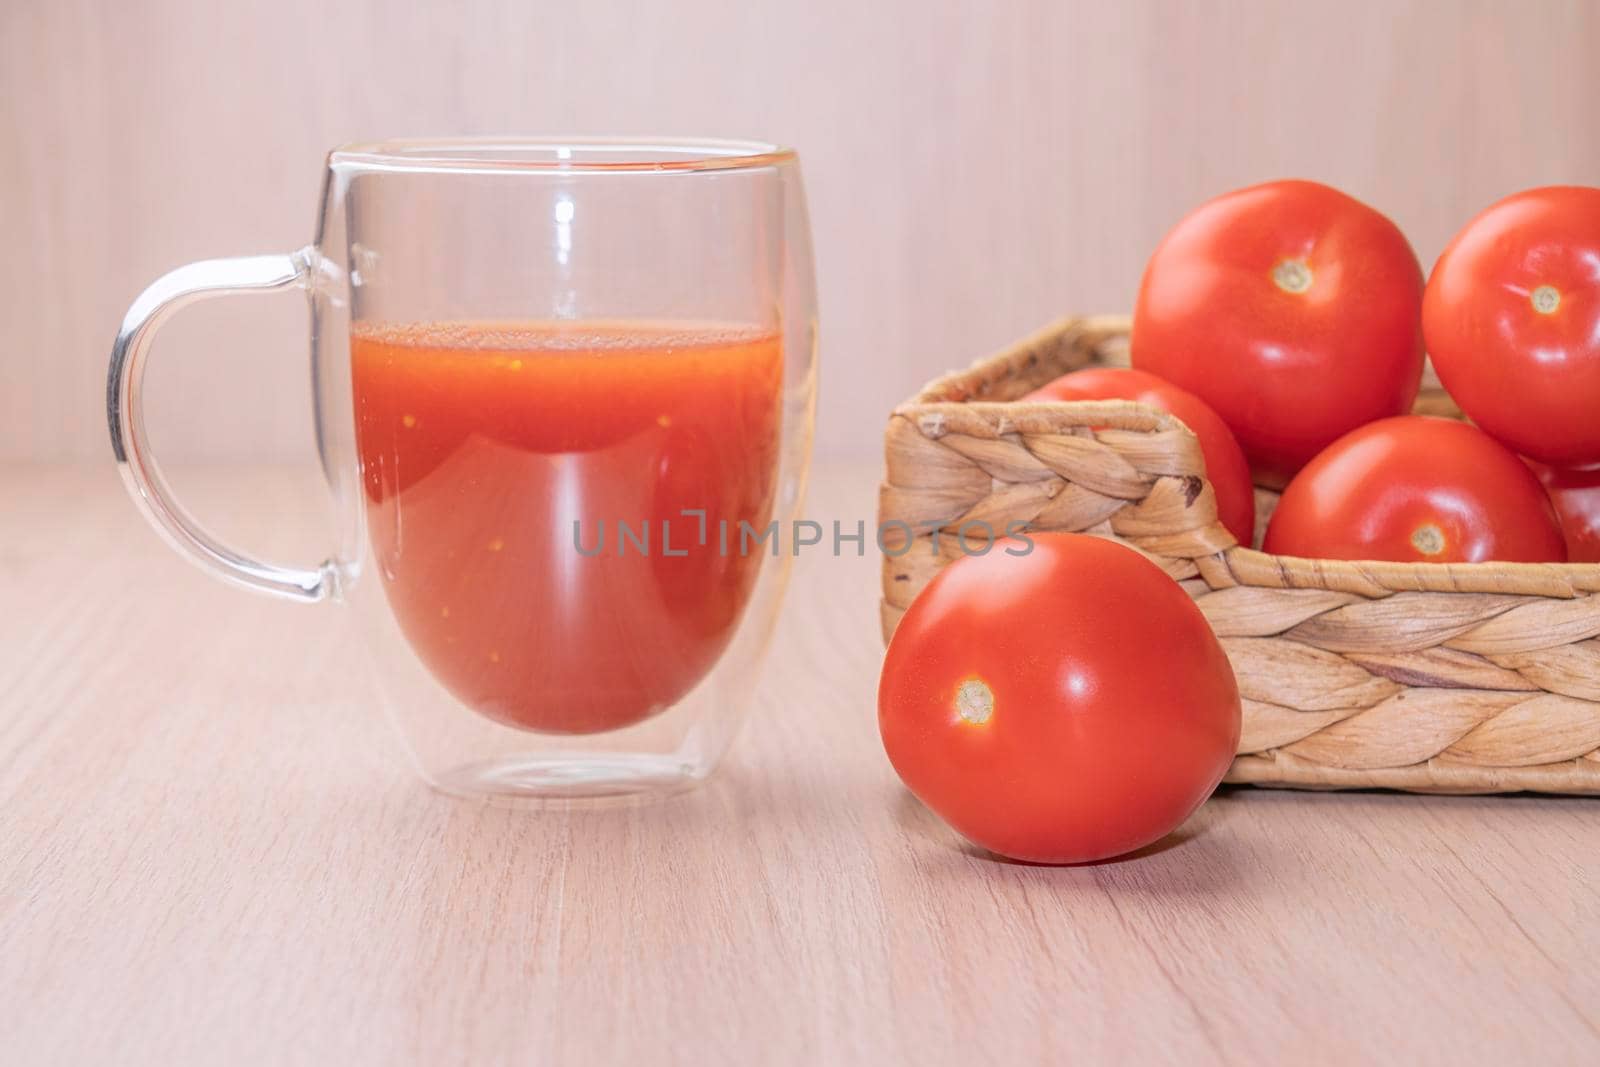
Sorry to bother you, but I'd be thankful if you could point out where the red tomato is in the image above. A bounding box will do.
[1422,186,1600,467]
[1024,367,1255,546]
[1132,180,1425,488]
[1263,416,1566,563]
[1527,460,1600,564]
[878,533,1240,865]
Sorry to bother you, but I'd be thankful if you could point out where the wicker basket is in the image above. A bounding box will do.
[879,315,1600,795]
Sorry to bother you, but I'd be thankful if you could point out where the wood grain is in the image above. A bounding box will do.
[2,462,1598,1065]
[4,0,1599,465]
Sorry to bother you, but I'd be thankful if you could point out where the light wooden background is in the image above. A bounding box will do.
[4,463,1598,1065]
[3,0,1600,465]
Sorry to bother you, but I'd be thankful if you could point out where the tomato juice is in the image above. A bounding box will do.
[352,321,782,734]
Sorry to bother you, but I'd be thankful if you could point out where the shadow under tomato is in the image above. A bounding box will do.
[965,827,1202,868]
[891,784,1245,882]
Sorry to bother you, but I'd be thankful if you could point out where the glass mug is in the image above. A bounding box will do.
[108,138,817,800]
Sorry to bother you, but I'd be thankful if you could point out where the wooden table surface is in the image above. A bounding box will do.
[3,462,1597,1066]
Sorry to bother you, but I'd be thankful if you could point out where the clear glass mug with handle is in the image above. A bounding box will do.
[107,138,817,801]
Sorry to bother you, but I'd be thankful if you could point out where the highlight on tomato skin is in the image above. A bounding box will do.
[1527,459,1600,564]
[877,533,1241,866]
[1262,416,1568,564]
[1130,179,1425,489]
[1422,185,1600,469]
[1023,367,1256,547]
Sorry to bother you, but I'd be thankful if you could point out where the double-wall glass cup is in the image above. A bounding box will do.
[108,138,818,800]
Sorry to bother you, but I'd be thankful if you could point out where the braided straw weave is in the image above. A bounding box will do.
[879,315,1600,794]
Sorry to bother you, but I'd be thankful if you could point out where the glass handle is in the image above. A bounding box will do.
[106,249,337,603]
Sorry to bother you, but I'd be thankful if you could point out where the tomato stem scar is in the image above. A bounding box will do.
[1531,285,1561,315]
[1272,259,1313,294]
[1411,523,1445,556]
[955,678,994,725]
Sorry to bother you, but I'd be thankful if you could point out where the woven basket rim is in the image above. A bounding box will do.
[897,314,1600,596]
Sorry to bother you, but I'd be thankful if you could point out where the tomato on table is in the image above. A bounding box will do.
[1024,366,1256,546]
[1263,416,1567,563]
[1132,179,1425,487]
[1527,460,1600,564]
[1422,185,1600,468]
[878,533,1241,865]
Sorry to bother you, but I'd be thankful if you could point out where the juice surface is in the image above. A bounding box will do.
[351,320,783,734]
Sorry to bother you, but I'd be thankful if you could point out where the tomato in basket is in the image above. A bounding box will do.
[1422,185,1600,468]
[1131,180,1425,488]
[1024,367,1256,546]
[1527,460,1600,564]
[1263,416,1567,563]
[878,533,1241,864]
